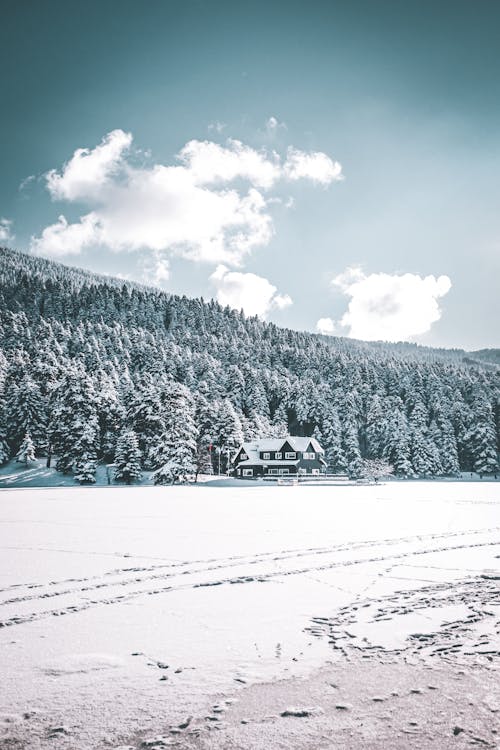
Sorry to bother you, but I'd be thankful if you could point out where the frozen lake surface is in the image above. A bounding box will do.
[1,482,499,748]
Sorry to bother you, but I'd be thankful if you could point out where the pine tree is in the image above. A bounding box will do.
[365,396,385,459]
[50,369,99,476]
[468,422,498,476]
[0,404,9,465]
[74,422,98,484]
[383,407,413,477]
[437,421,460,476]
[271,400,289,435]
[465,395,499,476]
[152,383,198,484]
[409,400,442,476]
[193,388,217,478]
[16,432,36,465]
[0,433,9,466]
[114,430,142,484]
[321,408,346,472]
[127,378,166,469]
[96,373,124,462]
[6,374,46,454]
[411,428,442,477]
[212,398,244,472]
[342,416,362,478]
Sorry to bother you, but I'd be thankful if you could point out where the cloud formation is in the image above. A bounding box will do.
[210,264,292,318]
[46,129,133,202]
[31,130,342,269]
[330,267,452,341]
[0,218,15,243]
[316,317,336,335]
[265,116,287,135]
[284,147,343,185]
[31,214,99,257]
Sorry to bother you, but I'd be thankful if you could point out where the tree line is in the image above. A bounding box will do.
[0,247,498,483]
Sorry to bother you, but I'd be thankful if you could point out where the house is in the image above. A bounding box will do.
[232,436,326,479]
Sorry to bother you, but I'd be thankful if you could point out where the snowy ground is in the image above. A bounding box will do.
[1,457,498,489]
[0,483,499,749]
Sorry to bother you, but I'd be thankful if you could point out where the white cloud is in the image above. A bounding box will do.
[30,213,99,257]
[46,129,132,201]
[266,116,287,134]
[31,129,341,268]
[140,251,170,287]
[316,317,336,335]
[331,266,452,341]
[210,264,292,318]
[0,218,14,243]
[283,147,343,185]
[19,175,35,192]
[178,138,280,189]
[208,121,227,134]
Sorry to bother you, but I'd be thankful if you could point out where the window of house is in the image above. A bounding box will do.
[279,468,289,475]
[312,468,320,475]
[262,452,270,460]
[242,468,253,477]
[269,468,279,475]
[303,452,315,460]
[275,452,282,460]
[285,452,296,459]
[240,453,247,460]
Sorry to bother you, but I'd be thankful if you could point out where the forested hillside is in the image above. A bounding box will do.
[0,247,498,483]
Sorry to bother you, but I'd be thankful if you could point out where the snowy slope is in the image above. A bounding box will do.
[1,482,499,749]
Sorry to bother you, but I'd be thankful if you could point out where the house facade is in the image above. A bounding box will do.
[232,436,326,479]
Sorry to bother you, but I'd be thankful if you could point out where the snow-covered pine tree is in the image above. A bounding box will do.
[114,430,142,484]
[409,401,442,476]
[437,420,460,476]
[410,428,442,477]
[321,407,347,473]
[0,433,9,466]
[0,407,9,465]
[50,368,99,476]
[242,367,270,419]
[342,416,362,478]
[6,374,47,454]
[365,395,386,459]
[271,400,289,435]
[226,365,245,411]
[383,405,413,477]
[466,394,499,476]
[211,398,244,473]
[193,387,216,478]
[16,432,36,465]
[73,422,98,484]
[293,378,315,430]
[96,372,125,462]
[126,377,166,469]
[152,383,198,484]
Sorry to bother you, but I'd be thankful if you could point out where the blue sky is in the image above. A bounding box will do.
[1,0,499,349]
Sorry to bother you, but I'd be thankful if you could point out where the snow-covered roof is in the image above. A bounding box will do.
[233,436,324,463]
[235,458,300,468]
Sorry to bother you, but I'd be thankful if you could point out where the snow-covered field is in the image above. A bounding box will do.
[1,482,499,749]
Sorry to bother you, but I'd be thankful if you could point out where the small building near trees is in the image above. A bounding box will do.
[232,436,326,478]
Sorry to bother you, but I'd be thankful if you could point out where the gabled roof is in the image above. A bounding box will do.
[233,436,324,463]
